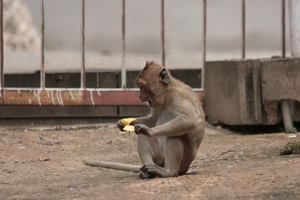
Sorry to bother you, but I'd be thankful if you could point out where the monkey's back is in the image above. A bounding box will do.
[157,77,205,148]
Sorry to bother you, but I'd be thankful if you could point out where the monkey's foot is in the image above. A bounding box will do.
[139,164,157,179]
[139,171,156,179]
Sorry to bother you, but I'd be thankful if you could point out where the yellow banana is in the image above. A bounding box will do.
[121,118,137,126]
[121,118,137,132]
[123,125,135,132]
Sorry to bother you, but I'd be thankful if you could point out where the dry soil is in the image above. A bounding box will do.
[0,123,300,200]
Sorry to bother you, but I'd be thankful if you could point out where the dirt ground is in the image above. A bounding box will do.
[1,122,300,200]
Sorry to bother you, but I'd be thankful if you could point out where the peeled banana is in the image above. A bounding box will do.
[121,118,137,132]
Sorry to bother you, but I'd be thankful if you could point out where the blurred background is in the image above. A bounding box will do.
[3,0,291,72]
[0,0,295,120]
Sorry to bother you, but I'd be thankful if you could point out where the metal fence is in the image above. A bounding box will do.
[0,0,287,107]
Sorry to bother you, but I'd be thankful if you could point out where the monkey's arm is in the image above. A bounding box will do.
[117,115,155,131]
[132,116,156,127]
[135,116,196,137]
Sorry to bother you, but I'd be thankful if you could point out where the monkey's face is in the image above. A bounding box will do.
[136,81,160,107]
[135,61,169,107]
[136,79,150,102]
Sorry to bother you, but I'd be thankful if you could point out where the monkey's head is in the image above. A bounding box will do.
[135,61,170,107]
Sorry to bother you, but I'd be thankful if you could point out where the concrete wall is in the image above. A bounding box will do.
[261,58,300,123]
[205,58,300,125]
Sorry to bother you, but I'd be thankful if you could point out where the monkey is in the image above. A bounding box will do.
[83,61,205,179]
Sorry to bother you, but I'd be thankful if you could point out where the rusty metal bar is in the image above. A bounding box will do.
[81,0,86,89]
[40,0,45,89]
[3,89,144,106]
[202,0,206,89]
[0,0,3,102]
[121,0,126,88]
[161,0,165,67]
[282,0,286,58]
[241,0,245,59]
[1,88,205,106]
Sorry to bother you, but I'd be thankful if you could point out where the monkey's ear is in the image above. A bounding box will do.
[144,61,154,69]
[159,68,170,84]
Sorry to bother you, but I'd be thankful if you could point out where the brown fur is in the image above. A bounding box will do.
[83,61,205,179]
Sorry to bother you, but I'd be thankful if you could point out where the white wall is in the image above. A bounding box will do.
[25,0,290,60]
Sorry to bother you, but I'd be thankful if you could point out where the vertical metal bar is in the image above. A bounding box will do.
[281,0,299,131]
[0,0,3,99]
[241,0,245,59]
[281,100,294,131]
[121,0,126,88]
[161,0,165,67]
[40,0,45,89]
[202,0,206,89]
[282,0,286,58]
[81,0,86,89]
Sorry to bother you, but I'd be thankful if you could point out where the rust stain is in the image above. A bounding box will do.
[1,89,205,106]
[3,90,84,106]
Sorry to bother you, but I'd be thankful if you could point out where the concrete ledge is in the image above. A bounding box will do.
[0,105,150,118]
[205,58,300,125]
[262,58,300,124]
[205,60,262,125]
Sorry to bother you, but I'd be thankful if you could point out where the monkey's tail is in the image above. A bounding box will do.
[82,159,142,173]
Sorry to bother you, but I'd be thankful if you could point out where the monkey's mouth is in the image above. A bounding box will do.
[148,101,152,106]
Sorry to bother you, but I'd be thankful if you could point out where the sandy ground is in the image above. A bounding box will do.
[0,123,300,200]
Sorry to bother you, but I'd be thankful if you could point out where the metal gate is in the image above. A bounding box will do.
[0,0,287,108]
[0,0,205,108]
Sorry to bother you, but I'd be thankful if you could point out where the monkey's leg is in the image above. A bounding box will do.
[137,134,164,179]
[140,137,184,178]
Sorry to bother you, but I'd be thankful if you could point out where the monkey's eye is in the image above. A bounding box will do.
[138,84,143,89]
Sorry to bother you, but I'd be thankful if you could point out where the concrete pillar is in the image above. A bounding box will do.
[280,0,300,130]
[289,0,300,57]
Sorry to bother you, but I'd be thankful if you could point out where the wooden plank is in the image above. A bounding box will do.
[0,89,205,106]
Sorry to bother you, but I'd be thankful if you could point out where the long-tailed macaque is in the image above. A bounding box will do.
[83,61,205,179]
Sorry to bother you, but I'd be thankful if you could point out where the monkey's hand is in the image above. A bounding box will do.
[117,118,138,131]
[134,124,152,137]
[116,119,124,131]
